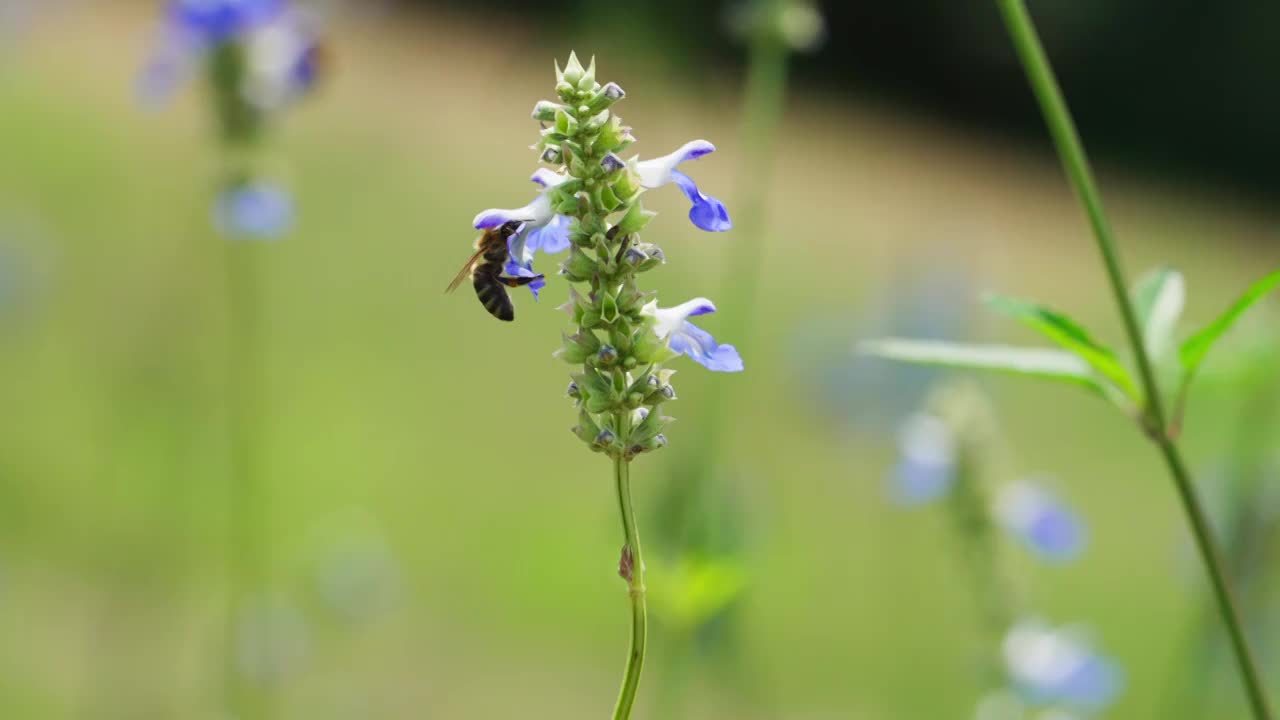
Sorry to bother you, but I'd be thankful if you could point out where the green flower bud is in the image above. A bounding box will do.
[593,428,617,450]
[625,433,668,460]
[596,344,619,367]
[559,52,586,86]
[531,100,560,122]
[622,246,647,269]
[631,409,671,445]
[583,82,626,115]
[540,147,563,164]
[567,381,581,400]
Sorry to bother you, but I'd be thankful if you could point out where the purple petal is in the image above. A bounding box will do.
[473,211,514,229]
[170,0,285,44]
[685,301,716,318]
[668,321,744,372]
[503,259,545,300]
[526,215,571,255]
[889,456,954,506]
[675,139,715,164]
[1023,501,1086,562]
[670,170,732,233]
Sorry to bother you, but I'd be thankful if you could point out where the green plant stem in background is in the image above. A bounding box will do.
[223,242,273,720]
[994,2,1274,717]
[612,411,647,720]
[703,0,788,453]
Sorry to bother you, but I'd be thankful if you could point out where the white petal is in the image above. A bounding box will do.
[635,140,716,189]
[472,193,554,230]
[530,169,569,189]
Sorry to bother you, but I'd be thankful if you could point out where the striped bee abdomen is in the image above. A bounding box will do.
[474,270,516,321]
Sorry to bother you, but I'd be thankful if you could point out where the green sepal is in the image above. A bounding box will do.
[611,171,640,203]
[598,184,622,212]
[583,109,610,132]
[555,195,581,216]
[557,178,584,196]
[601,289,620,324]
[615,284,650,319]
[616,200,656,235]
[561,247,597,282]
[554,109,579,136]
[578,367,618,413]
[571,409,603,445]
[631,410,672,445]
[633,327,678,364]
[560,139,586,159]
[557,330,601,364]
[609,327,634,354]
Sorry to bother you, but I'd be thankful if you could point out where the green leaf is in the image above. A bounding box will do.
[1180,268,1280,384]
[1131,267,1185,360]
[984,294,1140,401]
[859,338,1107,397]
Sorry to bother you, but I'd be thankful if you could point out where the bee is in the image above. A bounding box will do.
[445,221,544,322]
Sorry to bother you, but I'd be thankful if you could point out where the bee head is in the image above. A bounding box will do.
[500,220,524,236]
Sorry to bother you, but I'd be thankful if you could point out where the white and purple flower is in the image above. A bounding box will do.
[995,481,1087,563]
[636,140,732,233]
[473,169,573,298]
[1003,620,1123,711]
[641,298,743,372]
[139,0,321,110]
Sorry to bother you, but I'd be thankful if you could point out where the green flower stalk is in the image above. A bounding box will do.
[141,2,325,716]
[465,53,742,718]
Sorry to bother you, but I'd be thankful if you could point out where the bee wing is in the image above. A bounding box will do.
[445,248,486,293]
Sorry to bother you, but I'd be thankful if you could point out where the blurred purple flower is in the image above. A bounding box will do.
[139,0,321,110]
[214,181,294,239]
[888,412,956,506]
[1003,620,1123,711]
[995,481,1086,563]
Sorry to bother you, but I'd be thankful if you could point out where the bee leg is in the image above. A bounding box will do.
[498,274,545,288]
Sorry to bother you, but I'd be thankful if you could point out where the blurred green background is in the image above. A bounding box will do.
[0,1,1278,718]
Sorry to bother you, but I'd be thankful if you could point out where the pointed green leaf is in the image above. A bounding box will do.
[1180,269,1280,384]
[1131,267,1185,360]
[984,294,1140,401]
[859,338,1107,397]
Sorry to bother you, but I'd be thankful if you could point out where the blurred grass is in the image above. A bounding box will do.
[0,3,1277,718]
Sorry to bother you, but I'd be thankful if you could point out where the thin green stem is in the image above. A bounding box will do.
[612,414,647,720]
[223,240,272,720]
[995,2,1273,718]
